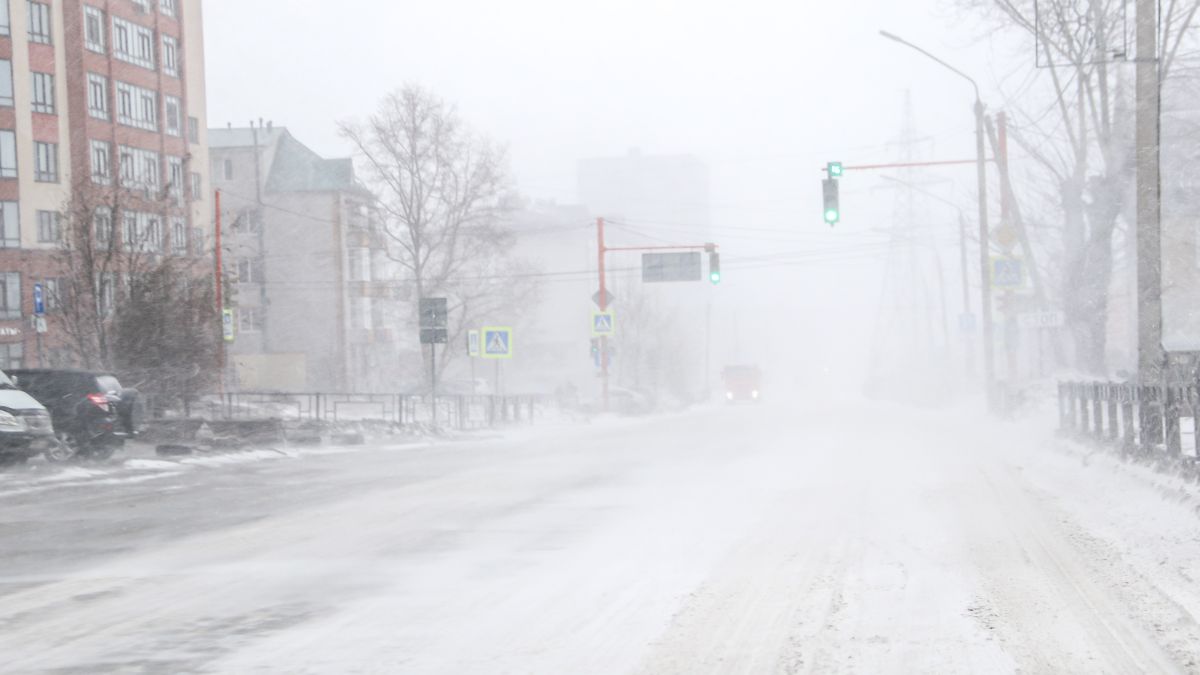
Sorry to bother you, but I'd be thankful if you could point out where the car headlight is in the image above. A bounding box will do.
[0,411,27,430]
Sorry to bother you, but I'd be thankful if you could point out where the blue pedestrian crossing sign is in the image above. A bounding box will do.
[592,311,615,337]
[481,326,513,359]
[990,257,1024,289]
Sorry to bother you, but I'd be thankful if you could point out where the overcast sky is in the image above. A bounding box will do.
[202,0,1030,382]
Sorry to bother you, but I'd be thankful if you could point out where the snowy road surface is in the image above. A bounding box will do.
[1,400,1200,673]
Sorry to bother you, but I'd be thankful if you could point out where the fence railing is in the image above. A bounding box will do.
[159,392,545,431]
[1058,381,1200,462]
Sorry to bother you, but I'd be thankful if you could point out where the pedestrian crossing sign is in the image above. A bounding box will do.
[592,311,615,337]
[481,326,513,359]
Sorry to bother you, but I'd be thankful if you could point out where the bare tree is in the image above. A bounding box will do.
[340,84,536,381]
[956,0,1200,373]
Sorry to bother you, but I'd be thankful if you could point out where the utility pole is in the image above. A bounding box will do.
[215,189,226,395]
[975,99,996,408]
[250,120,269,352]
[596,217,610,412]
[1135,0,1163,445]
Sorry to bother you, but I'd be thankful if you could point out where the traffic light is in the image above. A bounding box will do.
[822,178,840,225]
[826,161,844,178]
[708,251,721,284]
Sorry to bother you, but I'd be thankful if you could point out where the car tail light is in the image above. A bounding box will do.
[87,393,110,411]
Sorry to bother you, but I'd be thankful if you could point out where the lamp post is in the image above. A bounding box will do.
[880,30,995,407]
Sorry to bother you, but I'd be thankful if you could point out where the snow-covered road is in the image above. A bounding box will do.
[1,399,1199,673]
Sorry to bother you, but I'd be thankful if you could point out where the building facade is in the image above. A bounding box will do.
[209,126,398,392]
[0,0,210,368]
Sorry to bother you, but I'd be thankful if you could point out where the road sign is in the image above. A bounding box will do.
[994,224,1019,251]
[1018,310,1066,329]
[32,283,44,316]
[467,329,480,357]
[481,326,513,359]
[34,316,46,334]
[592,311,615,337]
[990,257,1024,289]
[420,328,448,344]
[592,289,615,308]
[418,297,448,328]
[642,252,702,283]
[222,308,235,342]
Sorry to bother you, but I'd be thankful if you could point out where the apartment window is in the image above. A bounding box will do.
[171,217,186,255]
[27,1,50,44]
[0,60,12,107]
[90,140,111,184]
[348,248,371,282]
[115,81,156,130]
[0,131,15,178]
[98,272,115,316]
[0,342,22,369]
[144,215,162,252]
[142,153,159,191]
[30,72,54,114]
[0,1,9,36]
[190,171,202,201]
[159,0,176,17]
[84,6,104,52]
[0,272,19,320]
[117,147,160,192]
[0,201,17,248]
[167,155,183,200]
[236,257,264,284]
[43,278,62,312]
[222,158,233,180]
[87,73,108,119]
[33,141,57,183]
[162,35,178,76]
[164,96,181,136]
[94,208,113,247]
[122,212,137,251]
[237,307,262,333]
[35,210,58,243]
[131,0,150,11]
[188,116,199,143]
[112,17,154,69]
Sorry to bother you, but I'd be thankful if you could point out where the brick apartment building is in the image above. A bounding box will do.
[0,0,210,368]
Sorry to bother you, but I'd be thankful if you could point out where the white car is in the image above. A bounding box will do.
[0,369,56,468]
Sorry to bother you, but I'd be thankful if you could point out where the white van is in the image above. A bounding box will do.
[0,368,56,468]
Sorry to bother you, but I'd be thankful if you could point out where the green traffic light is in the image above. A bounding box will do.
[710,271,721,284]
[824,208,840,224]
[827,162,844,178]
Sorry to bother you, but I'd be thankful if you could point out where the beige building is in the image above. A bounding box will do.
[209,126,400,392]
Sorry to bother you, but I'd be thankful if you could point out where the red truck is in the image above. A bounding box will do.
[721,365,762,402]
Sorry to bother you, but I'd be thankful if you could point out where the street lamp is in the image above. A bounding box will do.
[879,29,995,407]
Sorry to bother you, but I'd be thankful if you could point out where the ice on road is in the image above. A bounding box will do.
[1,400,1199,673]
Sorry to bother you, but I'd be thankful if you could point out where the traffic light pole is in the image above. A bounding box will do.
[975,98,996,409]
[595,217,719,413]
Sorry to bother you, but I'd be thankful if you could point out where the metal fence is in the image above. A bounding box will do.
[159,392,545,430]
[1058,381,1200,462]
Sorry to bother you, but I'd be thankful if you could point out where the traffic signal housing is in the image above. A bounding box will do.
[822,178,840,226]
[826,161,844,178]
[708,251,721,284]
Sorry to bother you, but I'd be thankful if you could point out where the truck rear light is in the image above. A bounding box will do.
[87,393,110,411]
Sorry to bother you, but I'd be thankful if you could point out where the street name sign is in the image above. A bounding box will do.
[642,252,702,283]
[1018,310,1066,329]
[481,326,513,359]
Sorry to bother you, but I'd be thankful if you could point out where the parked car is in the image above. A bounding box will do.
[0,369,56,468]
[7,369,140,461]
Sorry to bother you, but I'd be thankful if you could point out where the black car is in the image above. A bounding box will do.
[7,370,140,461]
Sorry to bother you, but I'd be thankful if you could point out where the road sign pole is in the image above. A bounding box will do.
[597,217,609,413]
[431,341,437,431]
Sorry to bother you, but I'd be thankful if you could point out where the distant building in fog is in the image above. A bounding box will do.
[577,149,711,241]
[209,126,399,392]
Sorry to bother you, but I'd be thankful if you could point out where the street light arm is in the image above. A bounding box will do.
[879,30,981,103]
